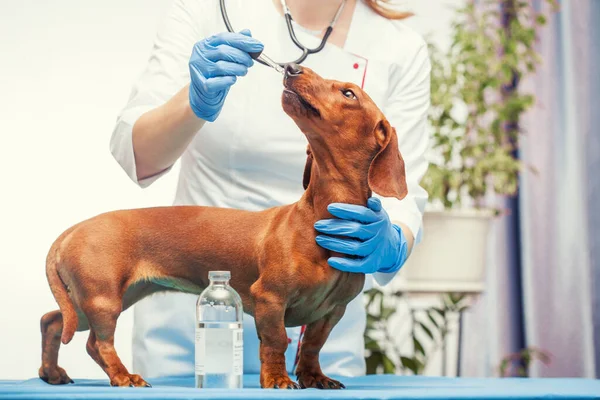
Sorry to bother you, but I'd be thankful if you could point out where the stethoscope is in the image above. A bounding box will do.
[219,0,346,71]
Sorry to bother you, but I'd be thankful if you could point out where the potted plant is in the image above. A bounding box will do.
[398,0,556,293]
[364,288,470,375]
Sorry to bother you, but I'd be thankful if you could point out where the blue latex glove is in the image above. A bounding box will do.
[188,29,263,122]
[314,197,409,274]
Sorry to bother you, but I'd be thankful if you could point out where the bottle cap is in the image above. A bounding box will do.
[208,270,231,280]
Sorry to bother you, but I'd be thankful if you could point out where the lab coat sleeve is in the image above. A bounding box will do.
[109,0,206,188]
[373,40,432,286]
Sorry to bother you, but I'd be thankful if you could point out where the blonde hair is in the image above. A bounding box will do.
[362,0,413,19]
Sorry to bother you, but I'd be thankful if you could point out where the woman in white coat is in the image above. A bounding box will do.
[110,0,431,379]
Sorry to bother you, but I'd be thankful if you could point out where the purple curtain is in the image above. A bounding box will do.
[459,0,598,378]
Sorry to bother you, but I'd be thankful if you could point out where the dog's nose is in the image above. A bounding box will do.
[285,63,303,77]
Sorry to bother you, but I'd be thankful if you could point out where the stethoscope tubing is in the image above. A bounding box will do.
[219,0,333,67]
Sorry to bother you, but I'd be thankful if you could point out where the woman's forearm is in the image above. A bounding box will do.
[132,84,205,181]
[397,222,415,255]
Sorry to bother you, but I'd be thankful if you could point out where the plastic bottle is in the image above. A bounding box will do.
[195,270,243,389]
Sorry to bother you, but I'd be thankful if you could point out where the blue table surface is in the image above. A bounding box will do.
[1,374,599,400]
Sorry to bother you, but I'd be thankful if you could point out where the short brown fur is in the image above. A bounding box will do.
[39,65,408,389]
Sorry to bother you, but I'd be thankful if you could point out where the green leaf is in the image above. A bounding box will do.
[426,310,440,329]
[364,336,381,351]
[431,307,446,318]
[364,288,382,309]
[535,14,547,25]
[380,306,396,320]
[451,292,466,304]
[418,321,435,340]
[366,314,378,330]
[499,359,509,377]
[442,294,454,309]
[413,337,425,356]
[366,352,383,375]
[382,354,396,374]
[400,356,419,375]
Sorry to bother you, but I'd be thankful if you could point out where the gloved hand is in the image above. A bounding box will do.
[314,197,409,274]
[188,29,263,122]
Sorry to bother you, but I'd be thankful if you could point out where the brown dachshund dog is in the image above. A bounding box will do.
[38,64,408,389]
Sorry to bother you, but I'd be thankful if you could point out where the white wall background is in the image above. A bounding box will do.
[0,0,460,380]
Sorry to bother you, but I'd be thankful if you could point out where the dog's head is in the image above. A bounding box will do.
[281,64,408,201]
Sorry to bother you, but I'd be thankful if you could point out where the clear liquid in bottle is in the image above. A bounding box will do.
[195,270,243,389]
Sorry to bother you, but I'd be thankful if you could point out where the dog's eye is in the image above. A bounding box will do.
[341,89,357,100]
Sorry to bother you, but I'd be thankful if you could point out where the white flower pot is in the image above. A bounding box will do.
[397,208,495,294]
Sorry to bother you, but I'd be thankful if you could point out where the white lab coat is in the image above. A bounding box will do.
[110,0,430,379]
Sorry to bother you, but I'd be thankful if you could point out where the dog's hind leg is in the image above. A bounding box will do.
[39,310,73,384]
[295,305,346,389]
[39,310,90,384]
[85,330,102,368]
[82,296,150,387]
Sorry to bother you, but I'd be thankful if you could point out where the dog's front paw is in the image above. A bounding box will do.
[297,371,345,389]
[110,373,151,388]
[260,373,300,389]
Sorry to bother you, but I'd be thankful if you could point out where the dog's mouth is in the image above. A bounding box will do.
[283,88,321,118]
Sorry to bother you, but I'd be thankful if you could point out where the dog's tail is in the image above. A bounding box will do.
[46,226,79,345]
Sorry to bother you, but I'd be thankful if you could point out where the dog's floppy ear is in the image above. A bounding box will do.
[368,119,408,200]
[303,145,313,190]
